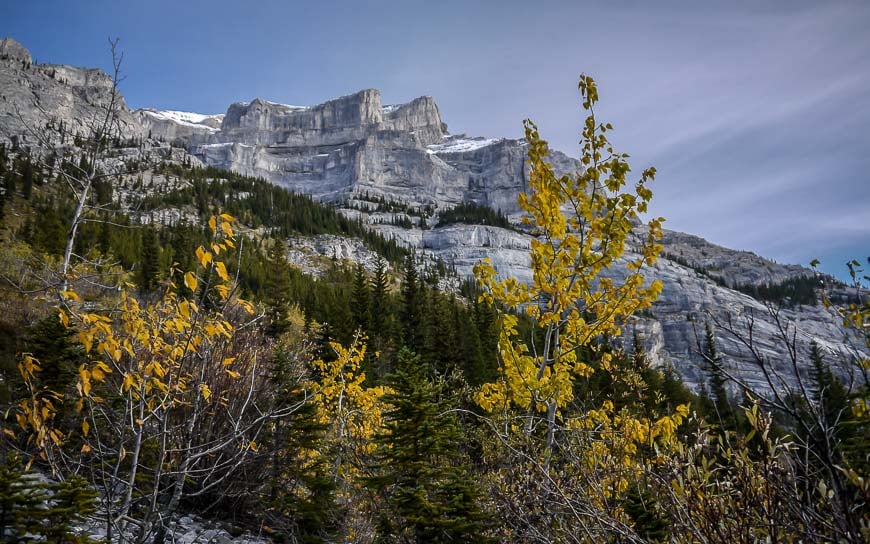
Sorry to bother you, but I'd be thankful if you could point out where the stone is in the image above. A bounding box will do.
[0,37,32,64]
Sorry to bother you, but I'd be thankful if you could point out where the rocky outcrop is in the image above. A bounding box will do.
[660,230,813,286]
[0,37,32,64]
[321,221,862,391]
[0,37,144,145]
[136,88,576,215]
[135,109,221,145]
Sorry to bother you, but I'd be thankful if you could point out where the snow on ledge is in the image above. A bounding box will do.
[140,109,223,131]
[426,135,500,154]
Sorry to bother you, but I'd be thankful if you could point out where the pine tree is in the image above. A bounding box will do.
[266,347,339,543]
[400,254,423,352]
[264,241,293,337]
[703,322,735,430]
[0,454,96,543]
[351,263,370,334]
[366,348,491,543]
[139,226,161,291]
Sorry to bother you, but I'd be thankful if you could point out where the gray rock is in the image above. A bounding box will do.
[0,36,144,146]
[0,37,32,64]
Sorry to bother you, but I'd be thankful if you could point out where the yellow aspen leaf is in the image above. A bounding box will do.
[59,290,80,301]
[79,367,92,396]
[195,246,213,267]
[215,261,229,282]
[220,221,234,238]
[81,443,91,453]
[82,419,90,437]
[184,272,198,292]
[238,299,255,315]
[215,284,230,300]
[208,216,217,234]
[222,357,236,366]
[249,440,259,452]
[200,384,212,402]
[179,300,190,320]
[226,369,241,379]
[219,212,235,222]
[224,239,235,249]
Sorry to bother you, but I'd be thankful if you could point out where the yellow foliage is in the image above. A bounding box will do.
[475,74,665,428]
[472,75,681,533]
[307,333,392,486]
[12,214,255,464]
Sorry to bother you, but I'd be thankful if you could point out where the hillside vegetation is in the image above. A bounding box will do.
[0,75,867,544]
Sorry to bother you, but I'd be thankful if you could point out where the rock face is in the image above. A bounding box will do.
[0,37,32,64]
[0,36,863,394]
[143,88,578,216]
[135,109,221,145]
[0,38,144,145]
[361,222,861,391]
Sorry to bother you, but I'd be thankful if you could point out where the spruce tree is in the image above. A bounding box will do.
[351,263,370,334]
[703,322,735,430]
[400,255,423,352]
[266,347,339,543]
[264,241,293,337]
[139,226,161,291]
[20,156,33,200]
[369,257,392,374]
[24,315,83,399]
[366,348,491,543]
[0,455,96,543]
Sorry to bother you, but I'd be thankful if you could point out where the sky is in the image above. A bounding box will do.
[3,0,868,280]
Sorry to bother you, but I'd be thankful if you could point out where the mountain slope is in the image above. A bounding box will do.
[0,36,863,393]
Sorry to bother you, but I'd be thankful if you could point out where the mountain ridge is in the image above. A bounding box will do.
[0,36,862,392]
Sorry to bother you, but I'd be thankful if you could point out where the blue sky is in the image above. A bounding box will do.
[3,0,868,280]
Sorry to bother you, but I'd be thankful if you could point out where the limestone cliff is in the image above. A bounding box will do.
[0,38,143,145]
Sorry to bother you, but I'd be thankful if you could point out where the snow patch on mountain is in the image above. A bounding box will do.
[427,135,501,154]
[139,109,223,131]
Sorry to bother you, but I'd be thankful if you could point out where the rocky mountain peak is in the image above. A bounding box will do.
[0,37,32,65]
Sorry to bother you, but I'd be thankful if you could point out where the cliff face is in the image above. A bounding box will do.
[0,38,143,145]
[180,88,576,215]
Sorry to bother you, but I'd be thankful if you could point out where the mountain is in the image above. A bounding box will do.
[0,38,143,145]
[0,36,863,393]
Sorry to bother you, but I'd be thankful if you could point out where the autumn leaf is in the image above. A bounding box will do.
[184,272,198,292]
[215,261,229,282]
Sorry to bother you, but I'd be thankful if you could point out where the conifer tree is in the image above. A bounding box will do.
[370,257,389,337]
[23,315,83,402]
[266,347,339,543]
[400,255,423,352]
[703,321,735,429]
[20,155,33,200]
[138,226,161,291]
[351,263,370,334]
[264,241,293,337]
[367,348,491,543]
[0,455,96,543]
